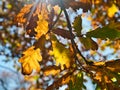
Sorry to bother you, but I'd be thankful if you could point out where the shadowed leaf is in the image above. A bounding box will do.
[46,71,74,90]
[52,28,75,39]
[48,0,91,12]
[86,22,120,40]
[69,72,86,90]
[69,0,91,12]
[87,59,120,89]
[80,37,98,50]
[73,15,82,36]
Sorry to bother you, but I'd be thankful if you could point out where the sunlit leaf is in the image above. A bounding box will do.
[50,35,73,70]
[108,4,119,18]
[15,4,33,23]
[53,5,61,14]
[6,4,12,9]
[35,14,48,39]
[26,3,49,39]
[19,46,42,75]
[16,3,49,39]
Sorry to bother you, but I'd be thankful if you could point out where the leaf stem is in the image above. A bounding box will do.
[49,9,62,31]
[59,0,89,64]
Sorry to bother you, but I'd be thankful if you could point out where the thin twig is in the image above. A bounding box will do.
[25,0,40,29]
[59,0,89,64]
[52,10,62,29]
[49,9,62,31]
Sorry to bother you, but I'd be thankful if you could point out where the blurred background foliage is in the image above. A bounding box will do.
[0,0,120,90]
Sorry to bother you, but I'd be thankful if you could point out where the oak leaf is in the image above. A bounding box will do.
[16,3,49,39]
[87,59,120,89]
[73,15,82,36]
[80,37,98,50]
[15,4,33,23]
[108,4,118,18]
[19,46,42,75]
[52,28,75,39]
[50,36,73,70]
[35,14,48,39]
[86,22,120,40]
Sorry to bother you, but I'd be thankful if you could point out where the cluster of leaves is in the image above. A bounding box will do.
[1,0,120,89]
[0,0,37,89]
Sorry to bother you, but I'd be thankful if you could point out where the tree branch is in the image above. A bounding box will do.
[59,0,89,64]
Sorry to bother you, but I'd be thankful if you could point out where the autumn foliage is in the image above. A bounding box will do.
[1,0,120,90]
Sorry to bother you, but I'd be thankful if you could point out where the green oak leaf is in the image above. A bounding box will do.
[73,15,82,36]
[86,22,120,40]
[80,37,98,50]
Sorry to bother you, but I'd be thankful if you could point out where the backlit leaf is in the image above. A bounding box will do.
[15,4,33,23]
[50,35,73,70]
[19,46,42,75]
[108,4,119,18]
[16,3,49,39]
[28,3,49,39]
[35,14,48,39]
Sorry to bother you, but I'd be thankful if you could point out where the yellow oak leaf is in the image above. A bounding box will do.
[19,46,42,75]
[33,3,49,39]
[50,37,73,70]
[108,4,118,18]
[35,14,48,39]
[16,3,49,39]
[15,4,33,23]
